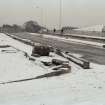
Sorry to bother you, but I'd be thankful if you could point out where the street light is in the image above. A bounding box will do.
[59,0,62,30]
[36,6,43,26]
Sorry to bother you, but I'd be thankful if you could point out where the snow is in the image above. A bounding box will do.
[68,53,83,58]
[0,43,47,82]
[65,33,105,39]
[75,24,104,32]
[29,33,105,48]
[0,33,57,82]
[0,33,33,56]
[42,34,105,48]
[0,50,44,82]
[0,63,105,105]
[0,33,105,105]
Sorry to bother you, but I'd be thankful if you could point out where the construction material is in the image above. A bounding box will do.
[56,49,90,69]
[65,52,90,69]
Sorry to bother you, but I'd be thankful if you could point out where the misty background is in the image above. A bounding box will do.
[0,0,105,29]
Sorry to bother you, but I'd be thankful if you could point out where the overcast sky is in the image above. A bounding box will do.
[0,0,105,29]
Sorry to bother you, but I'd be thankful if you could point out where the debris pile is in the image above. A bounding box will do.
[31,44,51,56]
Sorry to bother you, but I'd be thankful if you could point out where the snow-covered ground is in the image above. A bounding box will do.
[42,34,105,48]
[0,62,105,105]
[0,33,33,56]
[0,33,105,105]
[0,33,53,82]
[30,33,105,48]
[65,33,105,39]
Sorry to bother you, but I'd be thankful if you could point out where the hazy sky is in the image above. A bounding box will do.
[0,0,105,29]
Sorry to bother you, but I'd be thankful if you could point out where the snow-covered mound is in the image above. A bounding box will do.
[75,25,105,32]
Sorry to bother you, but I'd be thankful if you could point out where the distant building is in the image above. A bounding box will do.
[39,27,48,33]
[75,25,105,32]
[62,26,78,31]
[61,26,78,34]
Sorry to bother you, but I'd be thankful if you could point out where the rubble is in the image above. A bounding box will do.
[31,45,51,56]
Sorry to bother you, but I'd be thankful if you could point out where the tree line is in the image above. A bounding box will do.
[0,20,45,33]
[0,20,78,33]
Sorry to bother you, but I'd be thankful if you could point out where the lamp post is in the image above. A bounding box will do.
[36,6,43,26]
[59,0,62,30]
[44,8,47,28]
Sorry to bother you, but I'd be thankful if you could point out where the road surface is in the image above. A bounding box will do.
[12,33,105,65]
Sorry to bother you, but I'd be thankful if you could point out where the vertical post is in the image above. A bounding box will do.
[36,6,43,27]
[59,0,62,30]
[44,8,47,28]
[41,8,43,27]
